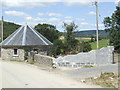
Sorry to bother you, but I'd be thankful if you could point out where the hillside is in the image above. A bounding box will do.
[3,21,20,39]
[74,30,109,38]
[1,21,109,40]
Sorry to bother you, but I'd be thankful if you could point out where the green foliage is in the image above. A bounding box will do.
[28,60,34,64]
[63,22,79,52]
[90,39,109,50]
[3,21,20,39]
[103,6,120,51]
[52,39,65,56]
[84,65,95,68]
[79,41,92,52]
[90,35,95,42]
[34,23,60,43]
[10,59,23,62]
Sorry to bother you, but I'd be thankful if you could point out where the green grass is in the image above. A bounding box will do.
[84,65,95,68]
[114,53,120,55]
[10,59,23,62]
[28,60,34,64]
[90,39,109,50]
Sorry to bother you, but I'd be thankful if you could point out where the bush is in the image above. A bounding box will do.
[51,39,65,56]
[79,41,92,52]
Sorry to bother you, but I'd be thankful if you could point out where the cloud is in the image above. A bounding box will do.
[4,11,29,17]
[64,20,72,23]
[117,0,120,6]
[1,0,118,9]
[88,11,96,15]
[1,0,57,8]
[48,18,60,22]
[38,12,62,17]
[80,22,89,25]
[65,16,72,19]
[64,0,117,6]
[80,22,104,28]
[38,13,45,16]
[64,0,96,6]
[75,18,85,21]
[95,24,104,27]
[48,13,62,17]
[25,16,46,22]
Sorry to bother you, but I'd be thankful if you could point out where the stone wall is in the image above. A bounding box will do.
[55,46,114,68]
[1,48,24,61]
[95,46,114,64]
[34,54,53,67]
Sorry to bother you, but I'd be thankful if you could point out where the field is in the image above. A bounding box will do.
[90,39,109,50]
[76,37,91,42]
[77,38,109,50]
[60,37,109,50]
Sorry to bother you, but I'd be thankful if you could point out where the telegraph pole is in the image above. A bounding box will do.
[1,0,3,58]
[95,1,99,49]
[1,16,3,43]
[0,0,3,44]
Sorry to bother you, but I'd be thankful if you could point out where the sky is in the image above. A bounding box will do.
[0,0,119,32]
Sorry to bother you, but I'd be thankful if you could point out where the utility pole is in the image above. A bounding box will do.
[1,16,3,43]
[0,0,3,58]
[95,1,99,49]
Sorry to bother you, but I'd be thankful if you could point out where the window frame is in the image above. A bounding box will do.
[13,48,18,56]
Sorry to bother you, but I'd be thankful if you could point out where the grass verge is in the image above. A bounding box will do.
[86,72,119,88]
[84,65,95,68]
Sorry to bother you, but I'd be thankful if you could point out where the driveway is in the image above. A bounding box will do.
[0,61,102,88]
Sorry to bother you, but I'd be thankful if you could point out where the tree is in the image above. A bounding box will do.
[34,23,60,42]
[63,22,79,52]
[79,41,92,52]
[103,6,120,51]
[90,35,95,42]
[52,39,65,56]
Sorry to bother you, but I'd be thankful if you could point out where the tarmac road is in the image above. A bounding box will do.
[0,61,102,88]
[64,63,119,80]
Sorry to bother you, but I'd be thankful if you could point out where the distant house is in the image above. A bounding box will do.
[0,24,53,61]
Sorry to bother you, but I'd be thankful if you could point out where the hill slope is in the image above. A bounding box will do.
[3,21,20,39]
[74,30,109,38]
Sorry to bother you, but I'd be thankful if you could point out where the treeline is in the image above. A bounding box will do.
[74,30,109,39]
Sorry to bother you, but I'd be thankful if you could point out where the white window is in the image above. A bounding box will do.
[13,49,18,56]
[33,48,39,54]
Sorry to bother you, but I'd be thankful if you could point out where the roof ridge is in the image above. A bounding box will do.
[1,24,53,47]
[28,25,49,45]
[5,26,24,45]
[22,25,27,46]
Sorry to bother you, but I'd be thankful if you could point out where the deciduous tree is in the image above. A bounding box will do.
[103,6,120,51]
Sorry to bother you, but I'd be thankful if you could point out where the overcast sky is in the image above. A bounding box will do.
[0,0,119,32]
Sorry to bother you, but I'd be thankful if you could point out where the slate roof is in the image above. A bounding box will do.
[1,24,53,47]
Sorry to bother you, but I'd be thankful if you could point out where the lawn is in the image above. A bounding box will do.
[90,39,109,50]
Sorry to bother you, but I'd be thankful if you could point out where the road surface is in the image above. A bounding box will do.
[0,61,102,88]
[64,63,118,80]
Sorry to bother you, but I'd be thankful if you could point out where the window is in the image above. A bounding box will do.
[13,49,18,56]
[34,48,38,54]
